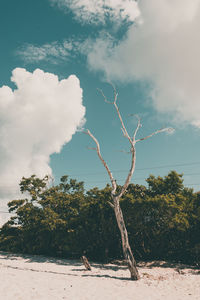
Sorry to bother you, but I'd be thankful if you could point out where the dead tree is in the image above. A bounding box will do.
[85,84,173,280]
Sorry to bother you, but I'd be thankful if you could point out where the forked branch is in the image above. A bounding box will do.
[98,84,132,145]
[87,84,174,199]
[85,129,117,195]
[118,145,136,198]
[133,115,142,142]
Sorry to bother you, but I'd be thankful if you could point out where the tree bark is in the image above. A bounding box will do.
[113,196,140,280]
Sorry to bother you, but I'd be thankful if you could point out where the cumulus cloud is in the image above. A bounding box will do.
[0,68,85,208]
[86,0,200,128]
[50,0,140,24]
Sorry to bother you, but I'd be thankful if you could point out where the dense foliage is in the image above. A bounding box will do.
[0,171,200,265]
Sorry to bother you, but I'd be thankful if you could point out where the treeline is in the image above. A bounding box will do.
[0,171,200,265]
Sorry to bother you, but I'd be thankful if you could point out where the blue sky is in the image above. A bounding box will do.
[0,0,200,222]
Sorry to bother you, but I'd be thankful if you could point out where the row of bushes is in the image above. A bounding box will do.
[0,171,200,265]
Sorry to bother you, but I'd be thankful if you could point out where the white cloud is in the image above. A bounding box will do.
[17,41,74,63]
[0,68,85,215]
[86,0,200,128]
[50,0,140,24]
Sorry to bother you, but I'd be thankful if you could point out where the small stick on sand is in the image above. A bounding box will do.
[81,256,92,270]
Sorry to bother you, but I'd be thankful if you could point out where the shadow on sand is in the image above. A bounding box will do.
[138,260,199,270]
[0,251,133,281]
[1,251,199,279]
[0,251,81,267]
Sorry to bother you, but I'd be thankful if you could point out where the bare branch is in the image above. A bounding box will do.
[118,149,131,154]
[136,127,174,143]
[98,83,132,145]
[97,88,113,104]
[118,146,136,198]
[108,201,115,209]
[83,130,91,135]
[96,83,137,198]
[86,129,117,194]
[87,146,97,151]
[97,82,119,104]
[128,114,142,142]
[108,81,118,104]
[133,115,142,142]
[121,127,128,138]
[114,102,132,144]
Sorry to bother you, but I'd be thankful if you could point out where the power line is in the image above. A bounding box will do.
[0,175,200,187]
[0,161,199,183]
[68,161,200,177]
[0,161,199,189]
[79,173,200,184]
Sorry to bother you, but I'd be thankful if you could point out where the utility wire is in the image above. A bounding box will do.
[0,162,199,195]
[77,173,200,184]
[0,161,199,186]
[0,175,200,187]
[68,161,200,177]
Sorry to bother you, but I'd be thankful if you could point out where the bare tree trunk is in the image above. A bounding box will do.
[113,196,140,280]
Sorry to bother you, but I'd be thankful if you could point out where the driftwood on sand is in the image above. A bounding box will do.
[81,255,92,270]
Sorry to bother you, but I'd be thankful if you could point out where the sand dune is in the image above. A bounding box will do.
[0,252,199,299]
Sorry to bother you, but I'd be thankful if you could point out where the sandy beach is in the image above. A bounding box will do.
[0,252,199,300]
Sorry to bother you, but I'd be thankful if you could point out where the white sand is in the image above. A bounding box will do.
[0,252,199,300]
